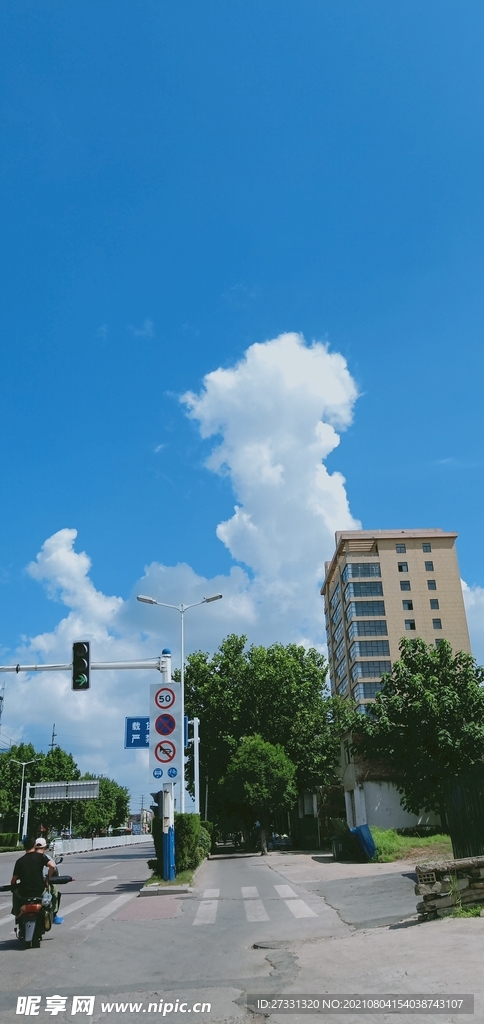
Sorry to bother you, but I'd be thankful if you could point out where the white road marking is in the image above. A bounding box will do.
[87,875,118,887]
[0,901,11,911]
[193,900,218,925]
[60,896,100,916]
[284,899,317,918]
[244,898,269,922]
[71,892,134,930]
[202,888,220,898]
[274,884,297,898]
[241,886,259,898]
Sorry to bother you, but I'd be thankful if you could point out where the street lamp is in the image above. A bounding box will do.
[10,758,41,837]
[137,593,222,812]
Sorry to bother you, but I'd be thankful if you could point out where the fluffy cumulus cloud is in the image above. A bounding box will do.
[462,582,484,665]
[3,333,362,800]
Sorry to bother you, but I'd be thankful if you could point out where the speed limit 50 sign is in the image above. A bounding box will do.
[149,681,182,781]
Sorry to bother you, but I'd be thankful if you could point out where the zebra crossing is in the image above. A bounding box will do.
[193,884,317,925]
[0,882,319,933]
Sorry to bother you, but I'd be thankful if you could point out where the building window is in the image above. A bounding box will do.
[400,580,411,591]
[337,676,349,696]
[346,600,385,620]
[349,639,390,660]
[424,561,434,572]
[332,601,342,626]
[336,658,347,680]
[343,740,351,765]
[395,543,406,553]
[427,580,437,591]
[433,618,442,629]
[430,598,439,610]
[422,543,432,553]
[334,638,345,663]
[402,600,413,611]
[352,682,384,701]
[347,619,388,639]
[342,562,381,582]
[435,639,444,647]
[405,619,416,631]
[351,660,391,681]
[333,619,344,644]
[344,581,383,601]
[398,562,408,573]
[330,585,341,611]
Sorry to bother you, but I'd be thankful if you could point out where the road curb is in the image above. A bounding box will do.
[139,854,209,896]
[139,883,191,897]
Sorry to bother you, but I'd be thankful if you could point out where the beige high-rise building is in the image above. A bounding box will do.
[321,529,471,713]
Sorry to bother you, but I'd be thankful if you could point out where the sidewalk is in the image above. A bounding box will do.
[258,852,482,1024]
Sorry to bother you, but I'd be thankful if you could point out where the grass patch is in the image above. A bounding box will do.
[370,828,453,863]
[450,905,482,918]
[146,869,195,886]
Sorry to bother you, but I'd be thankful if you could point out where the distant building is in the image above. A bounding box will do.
[321,528,471,828]
[129,808,152,834]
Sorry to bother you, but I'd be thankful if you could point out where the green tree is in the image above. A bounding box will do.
[184,635,350,828]
[223,735,297,853]
[73,776,129,836]
[29,747,81,834]
[353,638,484,818]
[0,743,43,832]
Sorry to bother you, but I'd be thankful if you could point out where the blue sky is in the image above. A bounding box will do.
[1,2,484,800]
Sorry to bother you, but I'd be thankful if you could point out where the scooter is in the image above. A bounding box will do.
[0,875,73,949]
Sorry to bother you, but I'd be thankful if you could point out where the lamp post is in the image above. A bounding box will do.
[10,758,41,838]
[137,593,222,812]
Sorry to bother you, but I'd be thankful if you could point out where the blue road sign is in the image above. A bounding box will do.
[125,717,150,749]
[167,767,178,778]
[153,767,163,779]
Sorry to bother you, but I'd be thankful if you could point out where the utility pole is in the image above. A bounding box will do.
[49,724,57,752]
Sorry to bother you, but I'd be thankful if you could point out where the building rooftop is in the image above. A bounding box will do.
[322,528,458,593]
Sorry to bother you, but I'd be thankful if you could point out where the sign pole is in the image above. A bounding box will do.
[22,782,30,839]
[162,784,175,881]
[193,717,200,815]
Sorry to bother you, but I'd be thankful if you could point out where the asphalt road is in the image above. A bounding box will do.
[0,845,348,1023]
[301,869,418,929]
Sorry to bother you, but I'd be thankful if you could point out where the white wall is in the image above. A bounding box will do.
[361,781,440,829]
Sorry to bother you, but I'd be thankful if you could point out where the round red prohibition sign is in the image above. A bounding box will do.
[155,713,176,736]
[154,687,175,710]
[154,740,176,764]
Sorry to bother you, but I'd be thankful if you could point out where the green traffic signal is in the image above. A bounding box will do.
[72,641,90,691]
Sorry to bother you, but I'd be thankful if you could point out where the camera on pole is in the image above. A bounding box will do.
[72,642,90,691]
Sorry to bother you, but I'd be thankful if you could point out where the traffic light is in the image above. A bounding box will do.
[72,641,90,691]
[150,791,163,818]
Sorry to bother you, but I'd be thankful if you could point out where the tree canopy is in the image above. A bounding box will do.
[0,742,128,836]
[222,734,297,852]
[353,638,484,816]
[184,634,351,826]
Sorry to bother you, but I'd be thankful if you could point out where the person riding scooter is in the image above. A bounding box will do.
[10,836,56,919]
[34,838,63,924]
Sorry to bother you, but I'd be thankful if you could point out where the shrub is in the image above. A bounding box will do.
[198,826,211,858]
[175,813,201,872]
[0,833,19,847]
[150,817,163,875]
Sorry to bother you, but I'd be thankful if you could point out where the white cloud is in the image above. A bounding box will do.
[3,332,361,803]
[127,318,154,338]
[462,581,484,664]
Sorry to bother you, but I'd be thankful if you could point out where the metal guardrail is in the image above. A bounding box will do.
[50,834,153,856]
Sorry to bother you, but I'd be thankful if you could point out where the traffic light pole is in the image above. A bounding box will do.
[0,658,170,674]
